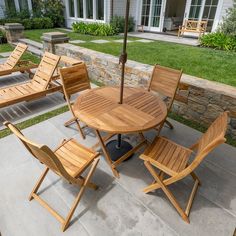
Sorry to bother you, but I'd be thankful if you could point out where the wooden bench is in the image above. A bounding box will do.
[178,20,207,39]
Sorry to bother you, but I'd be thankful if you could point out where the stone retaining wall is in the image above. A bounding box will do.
[55,43,236,139]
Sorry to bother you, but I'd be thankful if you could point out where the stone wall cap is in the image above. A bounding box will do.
[4,23,24,30]
[42,31,68,39]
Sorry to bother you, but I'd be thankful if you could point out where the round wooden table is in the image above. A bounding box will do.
[73,86,167,177]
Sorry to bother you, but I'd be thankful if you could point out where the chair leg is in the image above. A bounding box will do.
[64,117,85,139]
[29,167,49,201]
[143,162,189,223]
[62,158,99,232]
[64,117,77,127]
[165,119,174,129]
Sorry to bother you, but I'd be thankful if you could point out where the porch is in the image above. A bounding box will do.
[127,31,199,46]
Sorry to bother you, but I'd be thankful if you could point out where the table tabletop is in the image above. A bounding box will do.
[73,86,167,134]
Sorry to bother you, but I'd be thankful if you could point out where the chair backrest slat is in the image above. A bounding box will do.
[31,52,60,90]
[4,43,28,69]
[196,111,228,155]
[59,63,91,97]
[148,65,182,110]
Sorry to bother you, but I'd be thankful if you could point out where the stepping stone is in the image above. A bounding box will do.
[90,39,110,44]
[69,40,86,44]
[113,39,134,43]
[0,52,11,58]
[136,39,154,43]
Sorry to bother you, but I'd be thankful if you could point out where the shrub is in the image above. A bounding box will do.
[0,29,7,44]
[72,22,116,36]
[0,17,53,30]
[220,0,236,36]
[200,32,236,51]
[32,0,64,27]
[22,18,33,30]
[110,16,135,33]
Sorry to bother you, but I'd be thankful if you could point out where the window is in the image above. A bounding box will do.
[77,0,83,18]
[86,0,93,19]
[202,0,219,31]
[4,0,16,13]
[141,0,151,26]
[19,0,29,11]
[96,0,104,20]
[189,0,202,20]
[68,0,75,17]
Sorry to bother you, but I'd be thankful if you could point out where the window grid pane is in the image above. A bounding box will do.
[96,0,104,20]
[69,0,75,17]
[77,0,83,18]
[86,0,93,19]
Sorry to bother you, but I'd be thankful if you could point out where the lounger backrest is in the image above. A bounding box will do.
[4,121,74,182]
[31,52,60,90]
[4,43,28,69]
[148,65,182,110]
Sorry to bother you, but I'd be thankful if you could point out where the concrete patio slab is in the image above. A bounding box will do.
[128,32,199,46]
[0,51,11,57]
[113,39,134,43]
[70,40,86,44]
[90,40,110,44]
[135,39,154,43]
[0,111,235,236]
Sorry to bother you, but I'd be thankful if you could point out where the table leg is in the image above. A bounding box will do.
[95,130,120,178]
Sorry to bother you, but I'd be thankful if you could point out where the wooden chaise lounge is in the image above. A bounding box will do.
[0,51,61,109]
[0,43,38,77]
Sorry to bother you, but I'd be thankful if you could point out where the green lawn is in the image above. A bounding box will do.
[24,28,236,87]
[0,44,40,63]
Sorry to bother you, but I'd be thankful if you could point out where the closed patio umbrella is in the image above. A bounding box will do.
[106,0,134,161]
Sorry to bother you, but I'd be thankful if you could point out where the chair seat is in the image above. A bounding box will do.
[55,139,99,178]
[141,137,192,175]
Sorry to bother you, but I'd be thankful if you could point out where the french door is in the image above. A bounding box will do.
[141,0,166,32]
[184,0,220,32]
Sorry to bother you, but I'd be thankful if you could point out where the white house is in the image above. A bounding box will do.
[0,0,234,33]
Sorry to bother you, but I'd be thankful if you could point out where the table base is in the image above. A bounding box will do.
[106,139,134,162]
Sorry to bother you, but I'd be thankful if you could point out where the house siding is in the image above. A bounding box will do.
[0,1,5,19]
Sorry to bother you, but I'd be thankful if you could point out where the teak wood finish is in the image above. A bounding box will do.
[0,43,37,77]
[178,20,208,39]
[0,52,61,109]
[59,63,91,139]
[148,64,182,131]
[140,111,228,223]
[73,86,167,177]
[4,121,100,232]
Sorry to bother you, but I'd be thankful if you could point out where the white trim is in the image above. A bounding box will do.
[27,0,32,12]
[212,0,224,31]
[14,0,20,11]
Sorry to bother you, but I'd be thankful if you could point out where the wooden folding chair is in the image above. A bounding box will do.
[140,111,228,223]
[0,43,37,78]
[4,121,100,232]
[59,63,91,139]
[148,65,182,131]
[0,52,62,109]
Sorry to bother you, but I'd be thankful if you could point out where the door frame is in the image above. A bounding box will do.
[139,0,167,32]
[183,0,223,32]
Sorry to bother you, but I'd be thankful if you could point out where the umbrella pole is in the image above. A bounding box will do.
[117,0,130,149]
[106,0,133,161]
[119,0,130,105]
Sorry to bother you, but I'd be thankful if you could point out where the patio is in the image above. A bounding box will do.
[1,109,235,236]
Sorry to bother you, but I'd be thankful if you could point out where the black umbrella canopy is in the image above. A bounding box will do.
[119,0,130,104]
